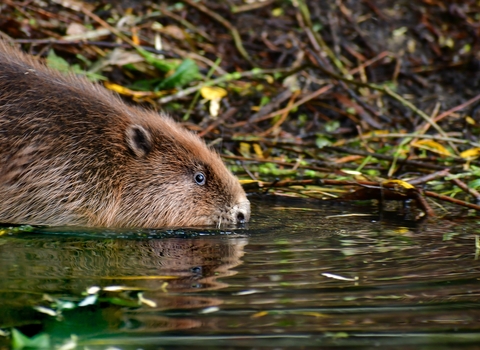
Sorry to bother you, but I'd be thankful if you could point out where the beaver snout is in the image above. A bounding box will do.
[231,199,251,225]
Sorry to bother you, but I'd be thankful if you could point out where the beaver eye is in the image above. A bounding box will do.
[194,172,206,185]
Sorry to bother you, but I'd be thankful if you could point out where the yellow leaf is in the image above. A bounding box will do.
[411,139,451,156]
[362,130,390,138]
[239,142,251,157]
[460,147,480,159]
[253,143,264,158]
[104,81,129,94]
[239,179,259,185]
[251,311,269,318]
[383,179,415,189]
[466,116,475,125]
[104,81,152,98]
[131,27,140,45]
[200,86,227,100]
[296,312,328,317]
[394,227,410,235]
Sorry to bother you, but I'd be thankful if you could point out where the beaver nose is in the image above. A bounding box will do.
[237,211,246,224]
[234,200,250,224]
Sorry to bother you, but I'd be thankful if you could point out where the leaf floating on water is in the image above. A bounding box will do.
[55,300,76,310]
[12,329,50,350]
[296,311,329,318]
[86,286,101,294]
[138,292,157,308]
[325,213,373,218]
[0,225,34,236]
[322,273,358,281]
[103,285,128,291]
[78,294,98,307]
[251,311,269,318]
[199,306,219,314]
[105,298,141,307]
[234,289,261,295]
[56,335,78,350]
[101,275,179,280]
[33,306,58,317]
[325,331,350,339]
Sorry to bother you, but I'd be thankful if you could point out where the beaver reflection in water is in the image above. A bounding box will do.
[0,41,250,228]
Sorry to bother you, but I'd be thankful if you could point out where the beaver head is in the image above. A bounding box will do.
[107,108,251,228]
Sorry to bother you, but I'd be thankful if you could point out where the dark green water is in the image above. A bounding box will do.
[1,197,479,349]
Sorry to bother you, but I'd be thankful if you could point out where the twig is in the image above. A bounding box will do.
[408,169,450,186]
[221,155,334,173]
[296,0,349,76]
[411,191,436,217]
[436,94,480,122]
[424,191,480,211]
[450,178,480,202]
[382,86,458,154]
[199,107,238,138]
[182,0,254,66]
[156,4,213,42]
[303,46,459,153]
[360,132,480,148]
[249,89,294,122]
[157,66,304,104]
[231,0,276,13]
[257,178,480,213]
[260,90,301,136]
[324,146,449,170]
[13,39,179,57]
[251,84,333,122]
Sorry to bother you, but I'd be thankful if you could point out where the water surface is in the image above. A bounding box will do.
[1,196,479,349]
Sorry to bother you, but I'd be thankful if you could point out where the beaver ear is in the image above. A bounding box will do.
[126,124,152,158]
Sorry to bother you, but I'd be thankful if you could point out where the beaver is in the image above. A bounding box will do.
[0,41,250,228]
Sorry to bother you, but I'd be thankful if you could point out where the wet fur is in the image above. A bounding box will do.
[0,41,250,228]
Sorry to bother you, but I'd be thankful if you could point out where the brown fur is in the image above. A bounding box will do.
[0,41,250,228]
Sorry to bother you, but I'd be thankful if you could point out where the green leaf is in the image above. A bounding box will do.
[135,47,177,72]
[315,135,332,149]
[12,329,50,350]
[468,178,480,189]
[325,120,340,133]
[46,50,104,82]
[103,297,141,307]
[156,59,199,90]
[46,50,70,73]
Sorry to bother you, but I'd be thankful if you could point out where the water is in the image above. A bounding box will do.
[0,196,479,349]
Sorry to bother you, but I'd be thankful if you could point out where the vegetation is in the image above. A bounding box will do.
[2,0,480,218]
